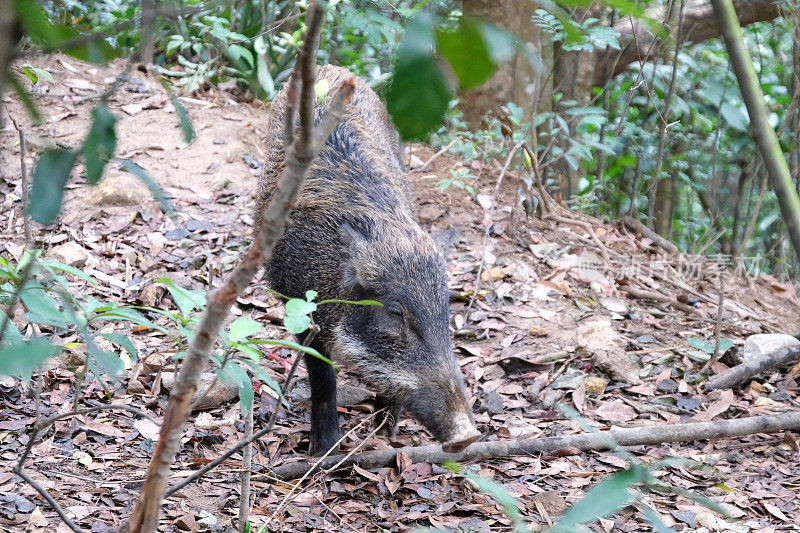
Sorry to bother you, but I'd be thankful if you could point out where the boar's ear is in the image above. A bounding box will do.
[338,221,369,291]
[430,228,458,257]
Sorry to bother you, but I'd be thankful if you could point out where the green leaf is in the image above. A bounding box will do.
[388,17,452,140]
[12,0,118,63]
[21,63,54,83]
[226,44,255,68]
[552,466,648,531]
[88,343,124,378]
[162,84,196,144]
[720,101,749,132]
[28,149,77,225]
[38,259,95,284]
[0,337,59,382]
[92,307,169,335]
[218,362,254,415]
[0,311,23,344]
[156,278,206,318]
[9,74,42,123]
[479,23,515,63]
[249,339,337,368]
[254,35,275,97]
[83,104,117,185]
[229,317,261,342]
[97,332,138,361]
[284,297,318,335]
[20,284,69,329]
[239,357,285,405]
[437,17,495,90]
[688,338,733,354]
[117,159,175,218]
[20,66,38,84]
[637,502,673,533]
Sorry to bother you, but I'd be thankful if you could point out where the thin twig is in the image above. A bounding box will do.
[9,116,33,243]
[238,404,254,533]
[165,326,317,497]
[702,262,728,373]
[465,139,527,319]
[267,412,386,524]
[415,138,459,171]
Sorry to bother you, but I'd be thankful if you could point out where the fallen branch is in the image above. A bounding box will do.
[269,411,800,480]
[125,3,354,531]
[622,216,679,255]
[626,286,703,316]
[705,348,800,390]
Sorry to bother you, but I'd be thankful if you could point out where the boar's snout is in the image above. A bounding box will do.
[442,412,481,453]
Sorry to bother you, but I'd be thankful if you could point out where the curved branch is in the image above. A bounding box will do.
[594,0,787,86]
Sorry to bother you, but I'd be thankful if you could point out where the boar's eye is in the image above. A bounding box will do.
[387,302,403,317]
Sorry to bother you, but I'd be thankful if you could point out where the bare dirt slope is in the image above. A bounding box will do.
[1,55,799,532]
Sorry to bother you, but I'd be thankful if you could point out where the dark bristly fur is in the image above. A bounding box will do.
[256,65,476,454]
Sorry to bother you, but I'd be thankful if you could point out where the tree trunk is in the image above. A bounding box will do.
[459,0,542,125]
[0,1,17,129]
[711,0,800,263]
[552,29,583,199]
[654,170,674,238]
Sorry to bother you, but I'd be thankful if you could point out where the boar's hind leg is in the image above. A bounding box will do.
[304,350,339,455]
[375,396,401,438]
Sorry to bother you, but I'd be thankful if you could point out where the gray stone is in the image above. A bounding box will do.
[49,241,89,268]
[551,371,586,390]
[480,390,504,415]
[87,174,148,206]
[743,334,800,364]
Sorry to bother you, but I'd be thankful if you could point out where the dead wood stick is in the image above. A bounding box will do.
[415,138,458,171]
[705,348,800,390]
[269,411,800,480]
[546,213,611,266]
[626,286,701,316]
[623,216,679,255]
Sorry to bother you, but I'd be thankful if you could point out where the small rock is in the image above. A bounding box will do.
[743,334,800,364]
[528,325,548,337]
[88,174,148,206]
[337,382,374,406]
[127,379,146,395]
[600,297,629,316]
[49,241,89,268]
[480,390,504,415]
[551,372,585,390]
[584,376,608,395]
[481,267,506,283]
[418,204,445,224]
[577,319,641,385]
[174,515,199,532]
[139,284,164,307]
[656,378,678,394]
[160,372,238,410]
[292,378,374,407]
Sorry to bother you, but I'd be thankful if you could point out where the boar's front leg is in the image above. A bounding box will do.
[304,349,339,455]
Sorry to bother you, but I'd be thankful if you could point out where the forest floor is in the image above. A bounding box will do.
[1,54,800,533]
